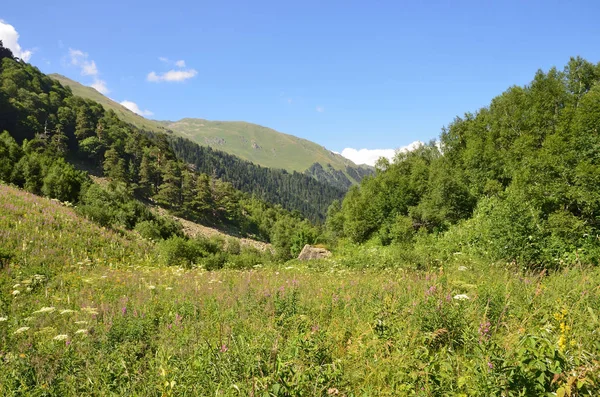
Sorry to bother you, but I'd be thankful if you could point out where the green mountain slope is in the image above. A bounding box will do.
[162,118,358,173]
[48,73,171,135]
[48,74,370,185]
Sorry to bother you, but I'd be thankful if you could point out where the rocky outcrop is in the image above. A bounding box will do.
[297,244,332,260]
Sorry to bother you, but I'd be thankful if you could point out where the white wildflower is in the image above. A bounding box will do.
[60,309,77,315]
[53,334,68,341]
[75,329,88,334]
[33,307,56,314]
[458,266,468,271]
[165,287,173,291]
[12,283,21,289]
[453,294,470,301]
[147,285,156,290]
[74,321,87,325]
[26,287,32,292]
[14,327,30,334]
[81,307,99,315]
[12,290,20,296]
[0,316,8,322]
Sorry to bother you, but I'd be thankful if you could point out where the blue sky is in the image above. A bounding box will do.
[1,0,600,164]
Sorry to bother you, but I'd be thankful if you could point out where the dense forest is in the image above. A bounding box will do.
[328,56,600,269]
[169,137,347,222]
[0,41,318,259]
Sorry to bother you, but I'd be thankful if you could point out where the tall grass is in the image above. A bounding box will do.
[1,185,599,395]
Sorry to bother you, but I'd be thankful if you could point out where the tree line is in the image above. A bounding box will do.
[327,57,600,268]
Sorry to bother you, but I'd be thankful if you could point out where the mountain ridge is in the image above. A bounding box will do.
[48,74,371,186]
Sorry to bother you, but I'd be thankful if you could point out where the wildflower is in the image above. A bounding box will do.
[458,266,468,271]
[74,321,87,325]
[12,283,21,289]
[0,316,7,322]
[53,334,68,341]
[453,294,470,301]
[219,344,228,353]
[479,320,491,342]
[75,329,88,334]
[165,287,173,290]
[33,307,56,314]
[12,290,20,296]
[81,307,99,315]
[147,285,156,290]
[60,309,77,315]
[14,327,30,334]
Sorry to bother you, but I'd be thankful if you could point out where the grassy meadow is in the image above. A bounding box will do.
[1,184,599,396]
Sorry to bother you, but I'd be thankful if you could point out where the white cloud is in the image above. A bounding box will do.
[159,56,169,63]
[0,20,33,61]
[120,100,153,116]
[69,48,109,94]
[81,60,98,76]
[147,69,197,83]
[339,141,423,166]
[316,106,325,113]
[91,80,109,95]
[175,60,186,67]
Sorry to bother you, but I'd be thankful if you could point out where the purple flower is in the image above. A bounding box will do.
[121,307,127,316]
[220,344,228,353]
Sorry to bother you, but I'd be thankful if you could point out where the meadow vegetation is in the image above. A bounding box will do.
[1,185,599,396]
[1,42,600,395]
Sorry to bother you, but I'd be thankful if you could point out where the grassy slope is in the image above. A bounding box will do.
[50,74,361,174]
[48,74,171,135]
[1,184,599,395]
[164,118,358,172]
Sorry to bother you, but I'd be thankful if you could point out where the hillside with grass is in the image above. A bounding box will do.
[163,118,360,173]
[48,74,171,135]
[1,183,600,395]
[49,74,372,188]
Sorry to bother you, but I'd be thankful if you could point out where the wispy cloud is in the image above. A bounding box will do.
[149,57,194,82]
[0,20,33,61]
[147,69,197,83]
[120,100,153,116]
[316,106,325,113]
[339,141,423,166]
[69,48,109,94]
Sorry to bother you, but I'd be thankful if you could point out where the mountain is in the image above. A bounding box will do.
[46,74,349,219]
[161,118,358,173]
[1,48,323,259]
[48,74,372,188]
[49,73,171,135]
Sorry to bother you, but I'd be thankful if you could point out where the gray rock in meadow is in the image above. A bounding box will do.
[297,244,332,261]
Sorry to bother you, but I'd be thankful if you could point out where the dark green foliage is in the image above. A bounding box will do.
[41,158,88,202]
[78,184,183,239]
[336,57,600,268]
[170,137,346,222]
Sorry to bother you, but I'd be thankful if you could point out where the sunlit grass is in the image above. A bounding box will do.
[1,184,599,395]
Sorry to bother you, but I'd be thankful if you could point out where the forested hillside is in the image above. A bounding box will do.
[0,41,318,259]
[47,74,351,220]
[328,57,600,268]
[169,137,346,221]
[49,74,373,195]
